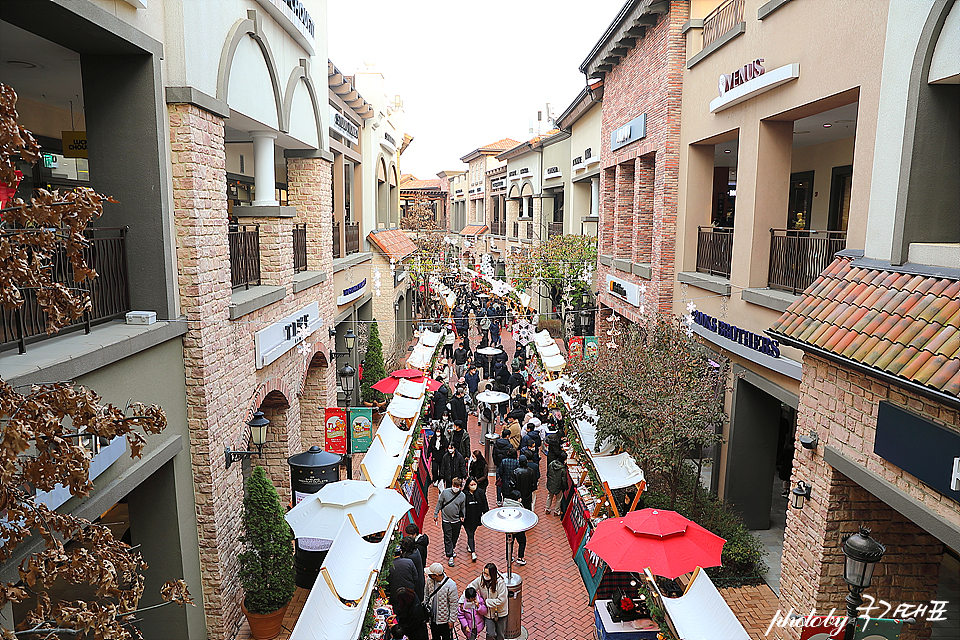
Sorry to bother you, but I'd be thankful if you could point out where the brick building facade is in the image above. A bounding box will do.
[585,1,687,325]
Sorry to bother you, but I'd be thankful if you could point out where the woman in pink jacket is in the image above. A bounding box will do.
[456,586,488,640]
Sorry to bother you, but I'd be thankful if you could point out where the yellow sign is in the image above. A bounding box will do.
[61,131,87,158]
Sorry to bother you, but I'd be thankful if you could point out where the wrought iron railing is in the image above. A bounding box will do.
[333,220,341,259]
[293,223,307,273]
[492,219,505,236]
[702,0,744,48]
[229,224,261,290]
[768,229,847,295]
[526,222,534,239]
[345,221,360,255]
[696,226,734,278]
[1,227,130,354]
[512,221,519,238]
[548,222,564,239]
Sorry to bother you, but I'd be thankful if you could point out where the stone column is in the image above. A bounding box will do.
[591,176,600,217]
[615,162,635,261]
[251,131,278,206]
[168,102,243,640]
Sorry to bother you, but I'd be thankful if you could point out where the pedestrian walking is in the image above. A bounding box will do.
[501,493,527,565]
[451,419,471,461]
[479,395,495,438]
[453,341,471,380]
[464,366,481,409]
[457,586,488,640]
[496,447,519,506]
[469,450,488,493]
[545,451,568,515]
[401,536,425,600]
[423,563,458,640]
[468,563,508,640]
[439,444,467,490]
[450,388,468,432]
[462,477,489,563]
[434,477,466,567]
[513,456,536,511]
[405,523,429,566]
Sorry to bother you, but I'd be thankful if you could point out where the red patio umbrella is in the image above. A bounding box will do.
[371,372,442,394]
[390,368,425,379]
[585,509,725,579]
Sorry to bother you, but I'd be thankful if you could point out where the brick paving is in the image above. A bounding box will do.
[720,584,783,640]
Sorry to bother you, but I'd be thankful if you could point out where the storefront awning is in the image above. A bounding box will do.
[360,438,404,488]
[461,224,489,236]
[395,378,427,399]
[590,453,645,489]
[655,568,751,640]
[387,394,424,419]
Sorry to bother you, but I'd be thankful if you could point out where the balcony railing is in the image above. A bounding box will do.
[345,221,360,255]
[333,219,341,259]
[229,224,261,290]
[548,222,564,239]
[768,229,847,295]
[491,219,505,236]
[703,0,744,48]
[696,226,734,278]
[1,227,130,354]
[293,223,307,273]
[512,221,519,238]
[526,222,534,240]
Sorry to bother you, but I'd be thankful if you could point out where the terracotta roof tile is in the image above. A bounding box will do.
[769,255,960,399]
[460,224,489,236]
[366,229,418,261]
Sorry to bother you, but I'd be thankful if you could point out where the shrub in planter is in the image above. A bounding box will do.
[361,320,387,405]
[239,467,295,637]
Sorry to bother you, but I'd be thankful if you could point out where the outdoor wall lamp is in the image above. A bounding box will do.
[790,481,812,510]
[328,326,337,339]
[225,411,270,469]
[330,328,356,361]
[799,431,819,450]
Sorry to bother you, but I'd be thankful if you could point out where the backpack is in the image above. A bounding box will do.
[482,404,493,421]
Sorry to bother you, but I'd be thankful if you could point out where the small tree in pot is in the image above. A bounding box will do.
[361,320,387,409]
[239,466,295,639]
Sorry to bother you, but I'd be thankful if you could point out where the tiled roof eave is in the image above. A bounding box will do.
[768,328,960,411]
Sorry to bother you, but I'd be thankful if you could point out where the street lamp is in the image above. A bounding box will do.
[790,481,812,510]
[225,411,270,469]
[338,362,357,479]
[841,526,886,640]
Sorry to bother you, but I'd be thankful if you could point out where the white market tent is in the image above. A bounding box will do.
[285,481,413,540]
[651,568,751,640]
[374,414,413,452]
[417,329,442,348]
[289,521,397,640]
[386,394,423,420]
[395,378,427,399]
[360,437,404,488]
[590,453,645,490]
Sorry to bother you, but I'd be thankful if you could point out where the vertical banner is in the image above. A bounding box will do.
[324,408,347,455]
[567,336,584,362]
[562,487,590,555]
[583,336,599,360]
[574,527,606,603]
[349,407,373,453]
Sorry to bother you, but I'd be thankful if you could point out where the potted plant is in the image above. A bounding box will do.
[238,466,296,640]
[361,320,387,411]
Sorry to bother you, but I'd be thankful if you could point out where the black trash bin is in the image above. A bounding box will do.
[288,446,342,589]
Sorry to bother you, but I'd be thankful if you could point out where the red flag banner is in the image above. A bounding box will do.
[324,408,347,455]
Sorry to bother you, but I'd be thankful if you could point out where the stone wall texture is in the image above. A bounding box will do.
[169,103,337,639]
[779,354,958,640]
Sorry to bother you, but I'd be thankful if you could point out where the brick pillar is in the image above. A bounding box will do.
[506,197,519,238]
[635,156,655,264]
[169,103,245,639]
[600,167,615,255]
[259,399,302,507]
[301,355,330,449]
[241,216,292,288]
[614,162,635,261]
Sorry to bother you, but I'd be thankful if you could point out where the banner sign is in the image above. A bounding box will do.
[349,407,373,453]
[574,527,606,602]
[583,336,599,360]
[568,336,584,362]
[562,487,590,555]
[558,469,577,520]
[324,408,347,455]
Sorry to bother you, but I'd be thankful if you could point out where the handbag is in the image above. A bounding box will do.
[423,576,450,622]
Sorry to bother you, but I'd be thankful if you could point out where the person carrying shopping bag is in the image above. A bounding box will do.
[467,563,508,640]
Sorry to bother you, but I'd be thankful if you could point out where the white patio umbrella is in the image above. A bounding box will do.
[285,480,412,540]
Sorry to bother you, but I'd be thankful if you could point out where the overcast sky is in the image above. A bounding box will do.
[327,0,625,179]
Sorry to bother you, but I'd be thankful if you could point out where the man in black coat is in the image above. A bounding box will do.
[400,536,425,600]
[432,384,449,421]
[450,419,470,461]
[405,523,429,568]
[449,387,468,428]
[439,443,467,488]
[492,430,514,468]
[387,546,419,602]
[513,456,537,510]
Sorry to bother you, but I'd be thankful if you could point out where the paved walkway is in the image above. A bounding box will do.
[720,583,783,640]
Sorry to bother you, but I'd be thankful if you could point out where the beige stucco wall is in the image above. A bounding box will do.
[789,136,856,230]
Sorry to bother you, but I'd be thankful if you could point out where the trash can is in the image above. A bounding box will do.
[505,573,523,639]
[288,446,342,589]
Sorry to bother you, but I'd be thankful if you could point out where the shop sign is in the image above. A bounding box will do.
[518,167,531,177]
[34,434,126,511]
[690,310,781,358]
[718,59,765,97]
[584,147,598,165]
[332,112,359,145]
[572,155,584,169]
[61,131,87,159]
[254,301,322,369]
[610,114,647,152]
[605,274,642,307]
[710,63,800,113]
[875,401,960,502]
[491,178,506,190]
[562,486,590,554]
[337,278,367,305]
[381,132,397,153]
[255,0,316,54]
[544,166,562,180]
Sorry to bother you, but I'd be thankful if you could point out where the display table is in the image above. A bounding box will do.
[594,600,660,640]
